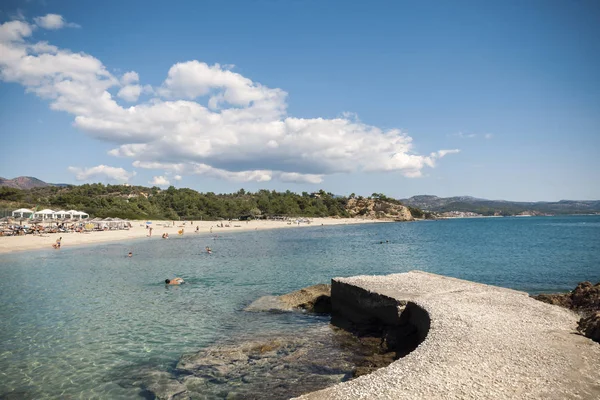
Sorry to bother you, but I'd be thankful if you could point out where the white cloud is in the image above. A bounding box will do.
[149,176,170,186]
[0,20,33,42]
[0,18,459,185]
[453,132,477,139]
[278,172,323,184]
[173,175,182,181]
[452,132,493,140]
[436,149,461,158]
[121,71,139,85]
[117,84,142,102]
[68,165,136,182]
[34,14,80,30]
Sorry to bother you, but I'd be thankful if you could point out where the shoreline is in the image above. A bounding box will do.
[0,218,387,255]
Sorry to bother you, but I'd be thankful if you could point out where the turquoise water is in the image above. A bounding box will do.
[0,215,599,399]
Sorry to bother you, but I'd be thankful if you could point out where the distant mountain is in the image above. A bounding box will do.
[400,195,600,216]
[0,177,72,190]
[0,176,51,190]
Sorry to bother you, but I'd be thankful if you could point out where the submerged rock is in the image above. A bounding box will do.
[143,325,396,400]
[245,284,331,314]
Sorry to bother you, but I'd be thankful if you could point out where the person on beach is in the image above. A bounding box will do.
[196,226,199,233]
[52,237,62,249]
[165,278,184,285]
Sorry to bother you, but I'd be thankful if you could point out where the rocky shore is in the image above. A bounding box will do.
[142,272,600,399]
[532,281,600,342]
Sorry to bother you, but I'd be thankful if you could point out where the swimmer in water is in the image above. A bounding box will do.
[128,252,132,257]
[165,278,184,285]
[205,246,212,254]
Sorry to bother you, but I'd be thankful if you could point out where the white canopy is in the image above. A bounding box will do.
[12,208,34,217]
[69,210,89,219]
[54,210,70,217]
[34,209,56,219]
[13,208,33,213]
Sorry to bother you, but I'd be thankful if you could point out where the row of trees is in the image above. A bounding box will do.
[0,185,363,220]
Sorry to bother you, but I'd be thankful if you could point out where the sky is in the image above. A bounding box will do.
[0,0,598,202]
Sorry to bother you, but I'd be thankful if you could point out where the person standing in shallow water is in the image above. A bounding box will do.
[52,237,62,249]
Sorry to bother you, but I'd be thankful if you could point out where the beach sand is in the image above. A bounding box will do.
[0,218,385,255]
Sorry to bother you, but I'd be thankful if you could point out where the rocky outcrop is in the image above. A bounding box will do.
[571,281,600,312]
[245,284,331,313]
[533,281,600,312]
[279,284,332,313]
[345,198,414,221]
[533,281,600,342]
[578,312,600,343]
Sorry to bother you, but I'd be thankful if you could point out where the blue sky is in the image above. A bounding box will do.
[0,0,598,201]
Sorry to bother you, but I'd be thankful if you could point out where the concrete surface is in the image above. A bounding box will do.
[296,271,600,400]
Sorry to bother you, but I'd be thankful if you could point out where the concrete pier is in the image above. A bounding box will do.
[297,271,600,400]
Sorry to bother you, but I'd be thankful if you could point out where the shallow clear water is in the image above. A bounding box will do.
[0,215,599,398]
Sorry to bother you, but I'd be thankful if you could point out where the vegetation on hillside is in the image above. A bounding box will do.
[0,185,363,220]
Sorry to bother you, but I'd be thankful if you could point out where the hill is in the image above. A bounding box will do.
[400,195,600,216]
[0,184,423,221]
[0,176,51,190]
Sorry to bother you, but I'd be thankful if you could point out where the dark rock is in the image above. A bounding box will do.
[533,293,572,309]
[278,284,331,313]
[571,281,600,312]
[578,312,600,343]
[533,281,599,313]
[312,294,332,314]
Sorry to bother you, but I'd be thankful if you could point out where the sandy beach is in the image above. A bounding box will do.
[0,218,385,255]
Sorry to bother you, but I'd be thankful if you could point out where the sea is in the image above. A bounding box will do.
[0,215,599,399]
